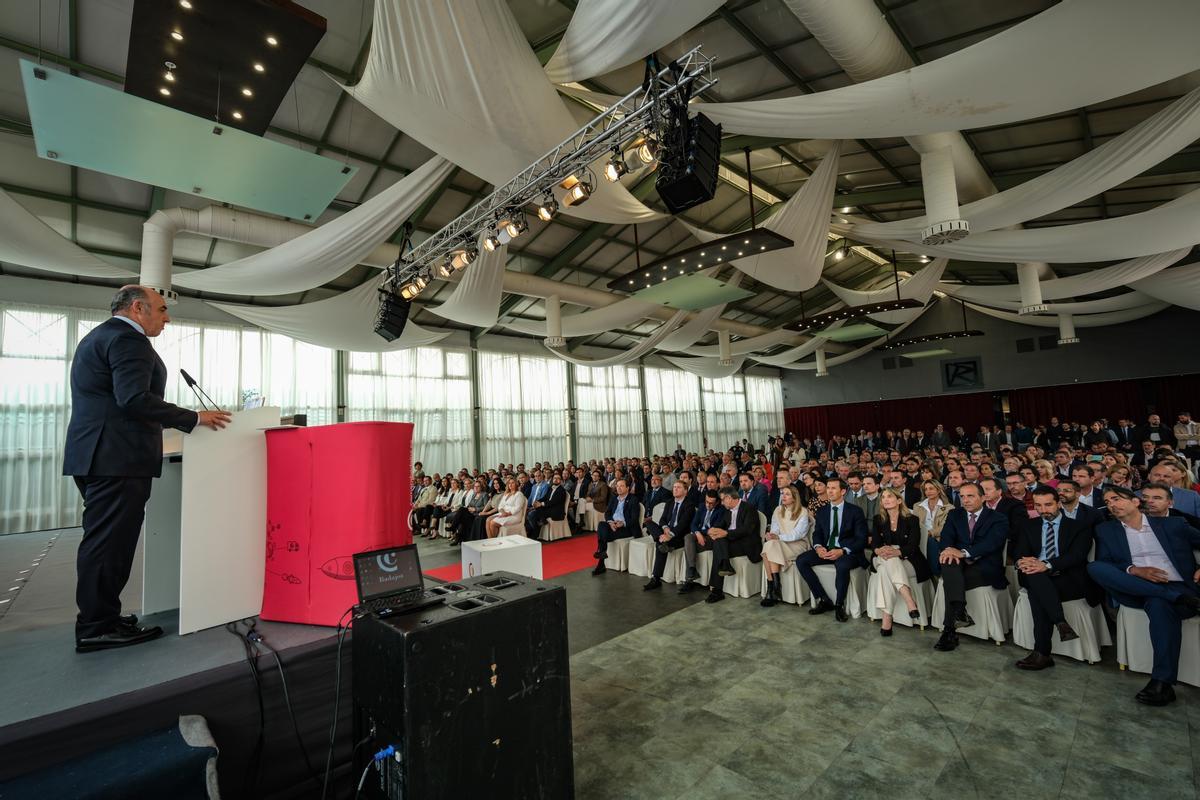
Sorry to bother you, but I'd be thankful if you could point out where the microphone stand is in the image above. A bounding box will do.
[180,368,222,412]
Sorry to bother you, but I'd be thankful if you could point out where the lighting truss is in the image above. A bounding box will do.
[607,228,792,292]
[383,46,717,296]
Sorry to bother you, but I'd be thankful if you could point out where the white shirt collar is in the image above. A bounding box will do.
[113,314,146,335]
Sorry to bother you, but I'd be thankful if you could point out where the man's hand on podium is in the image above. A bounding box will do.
[197,410,233,430]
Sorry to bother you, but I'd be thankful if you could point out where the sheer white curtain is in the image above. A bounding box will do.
[574,364,644,461]
[701,376,748,452]
[745,375,784,447]
[0,300,337,535]
[644,366,702,456]
[477,351,569,467]
[345,347,473,473]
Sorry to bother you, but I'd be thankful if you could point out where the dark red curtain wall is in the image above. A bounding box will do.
[783,373,1200,439]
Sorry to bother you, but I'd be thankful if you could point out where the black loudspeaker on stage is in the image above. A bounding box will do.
[655,111,722,215]
[352,572,574,799]
[374,291,412,342]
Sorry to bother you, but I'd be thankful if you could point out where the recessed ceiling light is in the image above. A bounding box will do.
[266,35,278,46]
[170,30,184,41]
[232,110,243,120]
[241,87,253,97]
[840,206,850,213]
[159,87,171,96]
[164,71,175,82]
[179,0,192,8]
[253,62,265,73]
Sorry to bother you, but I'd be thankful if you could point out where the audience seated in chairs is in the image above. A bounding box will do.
[448,478,489,545]
[412,475,437,535]
[1011,485,1090,670]
[934,482,1010,652]
[701,486,763,604]
[1088,485,1200,706]
[872,488,929,636]
[591,478,642,575]
[485,477,527,538]
[526,471,568,537]
[760,485,812,607]
[642,480,699,591]
[796,477,868,622]
[680,490,727,593]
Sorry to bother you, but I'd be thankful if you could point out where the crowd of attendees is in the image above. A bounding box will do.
[410,410,1200,706]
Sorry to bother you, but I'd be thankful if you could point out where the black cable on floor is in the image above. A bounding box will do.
[258,636,323,791]
[321,607,356,800]
[225,620,266,796]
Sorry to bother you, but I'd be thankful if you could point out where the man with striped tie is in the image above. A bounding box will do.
[1012,487,1091,670]
[934,483,1010,652]
[642,480,699,591]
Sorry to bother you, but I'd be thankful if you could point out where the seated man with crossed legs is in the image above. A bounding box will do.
[795,477,869,622]
[643,480,699,591]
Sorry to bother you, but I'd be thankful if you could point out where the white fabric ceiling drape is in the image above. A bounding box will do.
[1131,262,1200,311]
[654,269,740,352]
[544,0,724,84]
[546,309,688,366]
[503,296,662,338]
[339,0,660,225]
[938,289,1155,315]
[683,141,841,291]
[822,259,946,325]
[209,278,449,352]
[0,189,136,279]
[693,0,1200,140]
[776,315,922,370]
[749,328,838,366]
[937,250,1188,304]
[965,301,1170,328]
[664,355,745,379]
[174,157,454,295]
[685,329,796,357]
[846,87,1200,240]
[857,189,1200,263]
[427,244,508,327]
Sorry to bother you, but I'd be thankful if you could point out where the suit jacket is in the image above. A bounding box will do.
[1170,487,1200,518]
[587,481,610,512]
[992,496,1030,557]
[643,486,671,518]
[930,431,951,449]
[691,504,729,536]
[64,317,198,478]
[873,514,931,583]
[813,501,869,555]
[939,506,1010,588]
[1093,515,1200,586]
[655,496,699,538]
[604,494,643,537]
[1134,424,1175,448]
[853,493,881,537]
[1111,425,1136,449]
[1014,513,1094,600]
[718,501,763,560]
[975,431,999,453]
[739,484,769,515]
[541,485,568,521]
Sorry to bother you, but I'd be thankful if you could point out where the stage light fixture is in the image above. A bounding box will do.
[451,245,477,270]
[636,137,659,166]
[604,150,628,182]
[435,259,454,279]
[483,230,502,252]
[503,212,528,239]
[399,280,422,300]
[564,179,592,207]
[536,195,558,221]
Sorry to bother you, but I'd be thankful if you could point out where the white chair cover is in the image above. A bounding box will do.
[760,563,809,605]
[931,582,1014,644]
[540,519,571,542]
[1012,590,1112,664]
[604,537,631,571]
[662,549,688,584]
[1115,606,1200,688]
[626,503,667,578]
[809,565,868,619]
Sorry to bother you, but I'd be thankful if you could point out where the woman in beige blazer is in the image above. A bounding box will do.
[913,479,950,549]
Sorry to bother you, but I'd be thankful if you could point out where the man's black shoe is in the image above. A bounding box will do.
[835,605,849,623]
[1177,595,1200,614]
[953,608,976,629]
[592,549,606,560]
[934,631,959,652]
[1136,679,1177,706]
[643,578,663,591]
[677,581,699,594]
[119,614,138,627]
[704,590,725,604]
[808,598,834,616]
[591,563,607,576]
[76,624,163,653]
[716,558,736,577]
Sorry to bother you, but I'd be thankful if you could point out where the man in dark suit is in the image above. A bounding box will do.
[1112,419,1137,452]
[65,286,229,653]
[934,483,1010,652]
[592,478,642,575]
[680,489,727,592]
[642,481,699,591]
[1134,414,1174,451]
[642,475,671,521]
[1013,487,1092,670]
[981,477,1027,561]
[796,477,868,622]
[526,472,568,537]
[737,472,769,516]
[976,426,999,456]
[703,486,762,604]
[1089,486,1200,705]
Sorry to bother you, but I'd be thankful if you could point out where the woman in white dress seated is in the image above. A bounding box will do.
[760,485,812,607]
[486,477,527,538]
[872,489,931,636]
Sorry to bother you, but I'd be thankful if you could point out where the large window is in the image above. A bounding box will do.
[477,351,569,466]
[345,347,472,473]
[644,366,702,456]
[745,374,784,447]
[701,375,748,452]
[574,364,644,461]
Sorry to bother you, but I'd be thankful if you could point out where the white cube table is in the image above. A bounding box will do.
[462,536,544,580]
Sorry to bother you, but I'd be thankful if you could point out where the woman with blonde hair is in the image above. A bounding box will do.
[1033,459,1058,488]
[872,488,930,636]
[760,485,812,607]
[486,476,527,538]
[914,480,950,547]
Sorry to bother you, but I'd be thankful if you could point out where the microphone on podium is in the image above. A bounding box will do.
[180,368,223,412]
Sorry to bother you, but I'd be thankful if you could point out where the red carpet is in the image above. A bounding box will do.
[423,533,598,582]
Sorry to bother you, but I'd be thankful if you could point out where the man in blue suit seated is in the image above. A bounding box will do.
[679,489,728,594]
[1148,462,1200,518]
[934,482,1010,652]
[737,472,769,516]
[795,477,868,622]
[1088,485,1200,706]
[592,478,642,576]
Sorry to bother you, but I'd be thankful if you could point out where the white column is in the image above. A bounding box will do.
[815,348,829,377]
[718,330,732,366]
[544,294,565,348]
[918,146,970,245]
[1017,262,1049,314]
[1057,314,1079,345]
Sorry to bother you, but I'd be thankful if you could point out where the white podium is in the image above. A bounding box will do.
[462,536,543,580]
[142,406,280,634]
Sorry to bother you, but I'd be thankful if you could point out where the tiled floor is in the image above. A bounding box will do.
[568,590,1200,800]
